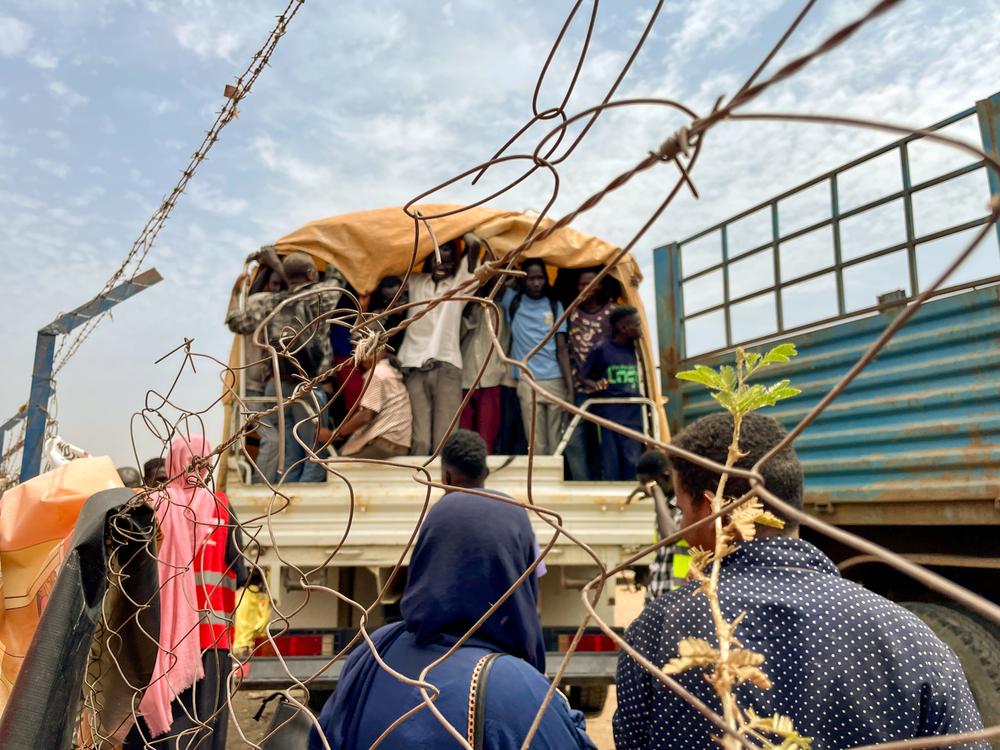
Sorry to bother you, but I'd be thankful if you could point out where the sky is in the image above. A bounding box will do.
[0,0,998,469]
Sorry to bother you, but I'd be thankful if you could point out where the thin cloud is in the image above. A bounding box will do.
[48,80,88,108]
[28,49,58,69]
[187,181,248,217]
[0,16,33,57]
[33,157,71,178]
[173,21,243,62]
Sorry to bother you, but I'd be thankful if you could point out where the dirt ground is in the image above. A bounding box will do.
[226,585,644,749]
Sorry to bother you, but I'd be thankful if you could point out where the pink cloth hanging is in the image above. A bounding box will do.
[138,435,220,737]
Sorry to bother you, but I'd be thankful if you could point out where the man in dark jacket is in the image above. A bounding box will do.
[614,412,986,750]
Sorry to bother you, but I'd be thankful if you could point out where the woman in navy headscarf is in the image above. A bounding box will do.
[310,490,596,750]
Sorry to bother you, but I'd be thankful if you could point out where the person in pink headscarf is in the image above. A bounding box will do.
[126,434,246,750]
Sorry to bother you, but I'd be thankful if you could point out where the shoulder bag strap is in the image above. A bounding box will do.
[508,290,523,322]
[466,652,503,749]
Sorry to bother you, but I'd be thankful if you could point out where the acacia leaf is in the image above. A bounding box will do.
[662,638,719,674]
[729,648,765,667]
[761,343,798,366]
[676,365,723,389]
[756,511,786,529]
[719,365,737,390]
[735,665,773,690]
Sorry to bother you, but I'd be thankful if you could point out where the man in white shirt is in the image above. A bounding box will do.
[397,235,481,455]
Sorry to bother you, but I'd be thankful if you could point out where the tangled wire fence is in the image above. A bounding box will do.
[3,0,1000,748]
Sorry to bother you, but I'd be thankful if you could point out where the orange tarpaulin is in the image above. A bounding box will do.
[218,205,668,489]
[0,456,123,712]
[273,204,636,295]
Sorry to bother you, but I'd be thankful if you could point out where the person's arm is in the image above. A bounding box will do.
[463,233,482,272]
[338,406,375,437]
[613,620,656,750]
[919,650,987,745]
[579,345,608,393]
[253,246,289,286]
[227,272,249,317]
[556,332,575,403]
[226,248,286,334]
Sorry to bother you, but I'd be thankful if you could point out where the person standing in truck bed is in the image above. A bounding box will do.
[503,258,575,456]
[225,247,343,483]
[581,305,644,481]
[397,235,482,456]
[459,279,509,453]
[565,267,614,480]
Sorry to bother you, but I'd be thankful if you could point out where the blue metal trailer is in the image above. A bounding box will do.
[653,92,1000,723]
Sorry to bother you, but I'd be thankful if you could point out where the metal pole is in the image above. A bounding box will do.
[899,142,920,295]
[655,243,685,433]
[18,268,163,482]
[20,334,57,483]
[975,90,1000,250]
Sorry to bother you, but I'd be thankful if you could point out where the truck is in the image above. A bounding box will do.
[224,92,1000,724]
[221,205,668,712]
[654,92,1000,726]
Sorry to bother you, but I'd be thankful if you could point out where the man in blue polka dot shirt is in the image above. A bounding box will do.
[613,412,986,750]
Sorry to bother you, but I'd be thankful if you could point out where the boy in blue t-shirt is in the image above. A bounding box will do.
[503,259,575,454]
[581,305,644,481]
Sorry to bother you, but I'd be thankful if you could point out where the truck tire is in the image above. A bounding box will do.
[567,684,609,715]
[901,602,1000,731]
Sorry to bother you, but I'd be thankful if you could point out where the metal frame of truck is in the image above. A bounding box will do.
[221,214,668,711]
[652,91,1000,723]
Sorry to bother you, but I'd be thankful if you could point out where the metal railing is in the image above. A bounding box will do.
[554,396,661,458]
[657,92,1000,361]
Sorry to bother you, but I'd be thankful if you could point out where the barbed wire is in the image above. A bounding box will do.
[47,0,307,380]
[9,1,1000,749]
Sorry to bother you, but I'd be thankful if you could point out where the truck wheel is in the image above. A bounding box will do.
[567,684,609,715]
[901,602,1000,730]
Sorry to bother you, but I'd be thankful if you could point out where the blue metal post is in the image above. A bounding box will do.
[19,268,163,482]
[20,333,58,483]
[975,90,1000,249]
[654,243,685,433]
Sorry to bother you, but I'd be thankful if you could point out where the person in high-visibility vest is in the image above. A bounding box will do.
[636,450,691,602]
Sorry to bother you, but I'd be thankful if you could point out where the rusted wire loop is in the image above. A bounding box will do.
[33,1,1000,748]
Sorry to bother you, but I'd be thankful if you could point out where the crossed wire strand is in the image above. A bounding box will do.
[58,0,1000,747]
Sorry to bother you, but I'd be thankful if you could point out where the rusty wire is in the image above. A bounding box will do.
[47,0,307,380]
[22,0,1000,748]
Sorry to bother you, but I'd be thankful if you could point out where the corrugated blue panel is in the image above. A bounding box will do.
[675,285,1000,505]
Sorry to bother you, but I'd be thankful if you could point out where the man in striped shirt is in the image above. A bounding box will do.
[338,349,413,458]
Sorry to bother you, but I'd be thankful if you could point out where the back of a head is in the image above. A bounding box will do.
[282,252,318,285]
[441,429,488,486]
[167,434,213,485]
[400,491,545,670]
[142,457,165,485]
[670,411,803,527]
[636,449,670,482]
[117,466,142,489]
[610,304,638,328]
